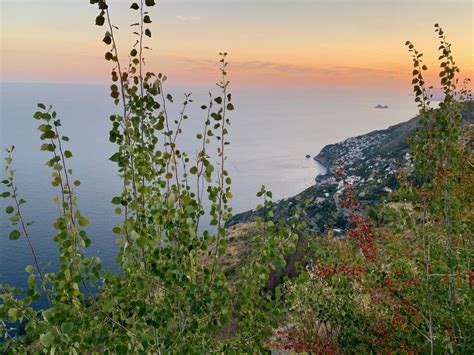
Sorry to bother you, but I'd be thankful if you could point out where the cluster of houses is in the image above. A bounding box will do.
[309,131,416,235]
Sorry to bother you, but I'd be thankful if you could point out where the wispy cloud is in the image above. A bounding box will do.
[174,56,400,80]
[234,60,398,78]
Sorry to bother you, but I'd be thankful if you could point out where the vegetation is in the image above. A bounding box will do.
[271,25,473,354]
[0,1,472,353]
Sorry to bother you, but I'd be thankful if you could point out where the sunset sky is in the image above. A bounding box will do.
[1,0,472,88]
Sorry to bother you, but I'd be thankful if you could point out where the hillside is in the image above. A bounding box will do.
[226,102,474,234]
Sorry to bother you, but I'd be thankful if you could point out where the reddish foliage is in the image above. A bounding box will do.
[273,328,339,354]
[347,214,377,262]
[468,271,474,286]
[276,162,432,353]
[313,265,365,280]
[335,162,377,262]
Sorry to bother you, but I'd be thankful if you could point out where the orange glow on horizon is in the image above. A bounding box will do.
[1,1,472,89]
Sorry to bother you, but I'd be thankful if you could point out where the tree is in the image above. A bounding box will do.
[1,1,295,352]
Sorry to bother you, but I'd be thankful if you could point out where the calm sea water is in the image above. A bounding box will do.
[0,82,417,306]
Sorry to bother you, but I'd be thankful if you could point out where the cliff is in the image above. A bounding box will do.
[226,102,473,234]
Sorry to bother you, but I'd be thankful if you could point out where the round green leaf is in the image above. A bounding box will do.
[61,322,74,334]
[40,332,54,347]
[95,15,105,26]
[8,308,19,322]
[9,230,21,240]
[78,216,90,227]
[103,34,112,45]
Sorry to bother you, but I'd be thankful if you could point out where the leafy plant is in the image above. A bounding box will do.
[1,2,472,353]
[0,1,295,352]
[273,25,473,354]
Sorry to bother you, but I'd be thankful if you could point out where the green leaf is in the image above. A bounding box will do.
[144,15,152,23]
[0,192,11,198]
[190,166,198,175]
[95,15,105,26]
[64,151,73,158]
[78,216,90,227]
[25,265,35,273]
[27,274,36,289]
[214,97,222,104]
[37,103,46,109]
[98,0,108,10]
[145,29,152,37]
[287,243,296,254]
[111,196,121,205]
[103,34,112,45]
[42,131,55,139]
[5,206,14,214]
[145,0,156,6]
[130,3,139,10]
[275,256,286,268]
[8,308,19,321]
[137,236,148,247]
[61,322,74,335]
[40,332,54,347]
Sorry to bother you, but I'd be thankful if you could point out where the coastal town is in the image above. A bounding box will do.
[227,109,458,234]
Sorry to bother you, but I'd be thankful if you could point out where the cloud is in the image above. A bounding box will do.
[176,15,201,22]
[66,59,79,66]
[174,56,400,80]
[235,60,398,78]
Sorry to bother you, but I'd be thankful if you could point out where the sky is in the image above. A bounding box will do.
[0,0,472,89]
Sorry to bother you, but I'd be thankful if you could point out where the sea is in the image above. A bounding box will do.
[0,82,418,310]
